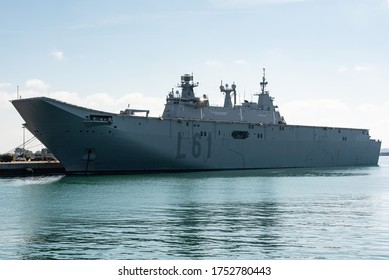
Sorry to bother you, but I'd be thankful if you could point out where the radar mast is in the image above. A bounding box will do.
[220,82,236,108]
[260,68,268,95]
[179,74,198,99]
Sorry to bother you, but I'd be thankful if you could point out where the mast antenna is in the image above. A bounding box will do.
[260,68,268,95]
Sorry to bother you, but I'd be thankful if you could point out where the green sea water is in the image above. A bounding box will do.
[1,157,388,259]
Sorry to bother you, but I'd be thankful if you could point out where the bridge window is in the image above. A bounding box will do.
[89,115,113,122]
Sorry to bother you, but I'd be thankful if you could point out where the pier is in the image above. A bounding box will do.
[0,161,65,176]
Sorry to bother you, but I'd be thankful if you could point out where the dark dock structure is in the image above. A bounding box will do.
[0,161,65,176]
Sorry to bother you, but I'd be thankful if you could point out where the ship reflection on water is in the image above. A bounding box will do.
[18,201,284,260]
[161,201,283,259]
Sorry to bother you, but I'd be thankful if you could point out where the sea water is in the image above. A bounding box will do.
[0,157,388,260]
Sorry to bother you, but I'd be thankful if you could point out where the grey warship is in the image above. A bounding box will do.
[11,70,381,174]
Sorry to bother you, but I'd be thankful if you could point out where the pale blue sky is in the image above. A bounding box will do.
[1,0,388,152]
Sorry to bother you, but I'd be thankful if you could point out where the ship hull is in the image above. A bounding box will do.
[12,97,381,174]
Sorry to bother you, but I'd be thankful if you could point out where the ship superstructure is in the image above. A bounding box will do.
[163,70,285,124]
[11,70,381,174]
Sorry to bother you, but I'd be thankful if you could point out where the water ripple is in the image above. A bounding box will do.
[1,158,389,259]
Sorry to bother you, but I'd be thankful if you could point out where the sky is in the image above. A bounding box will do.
[1,0,389,153]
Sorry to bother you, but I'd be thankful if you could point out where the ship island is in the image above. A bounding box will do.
[11,70,381,174]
